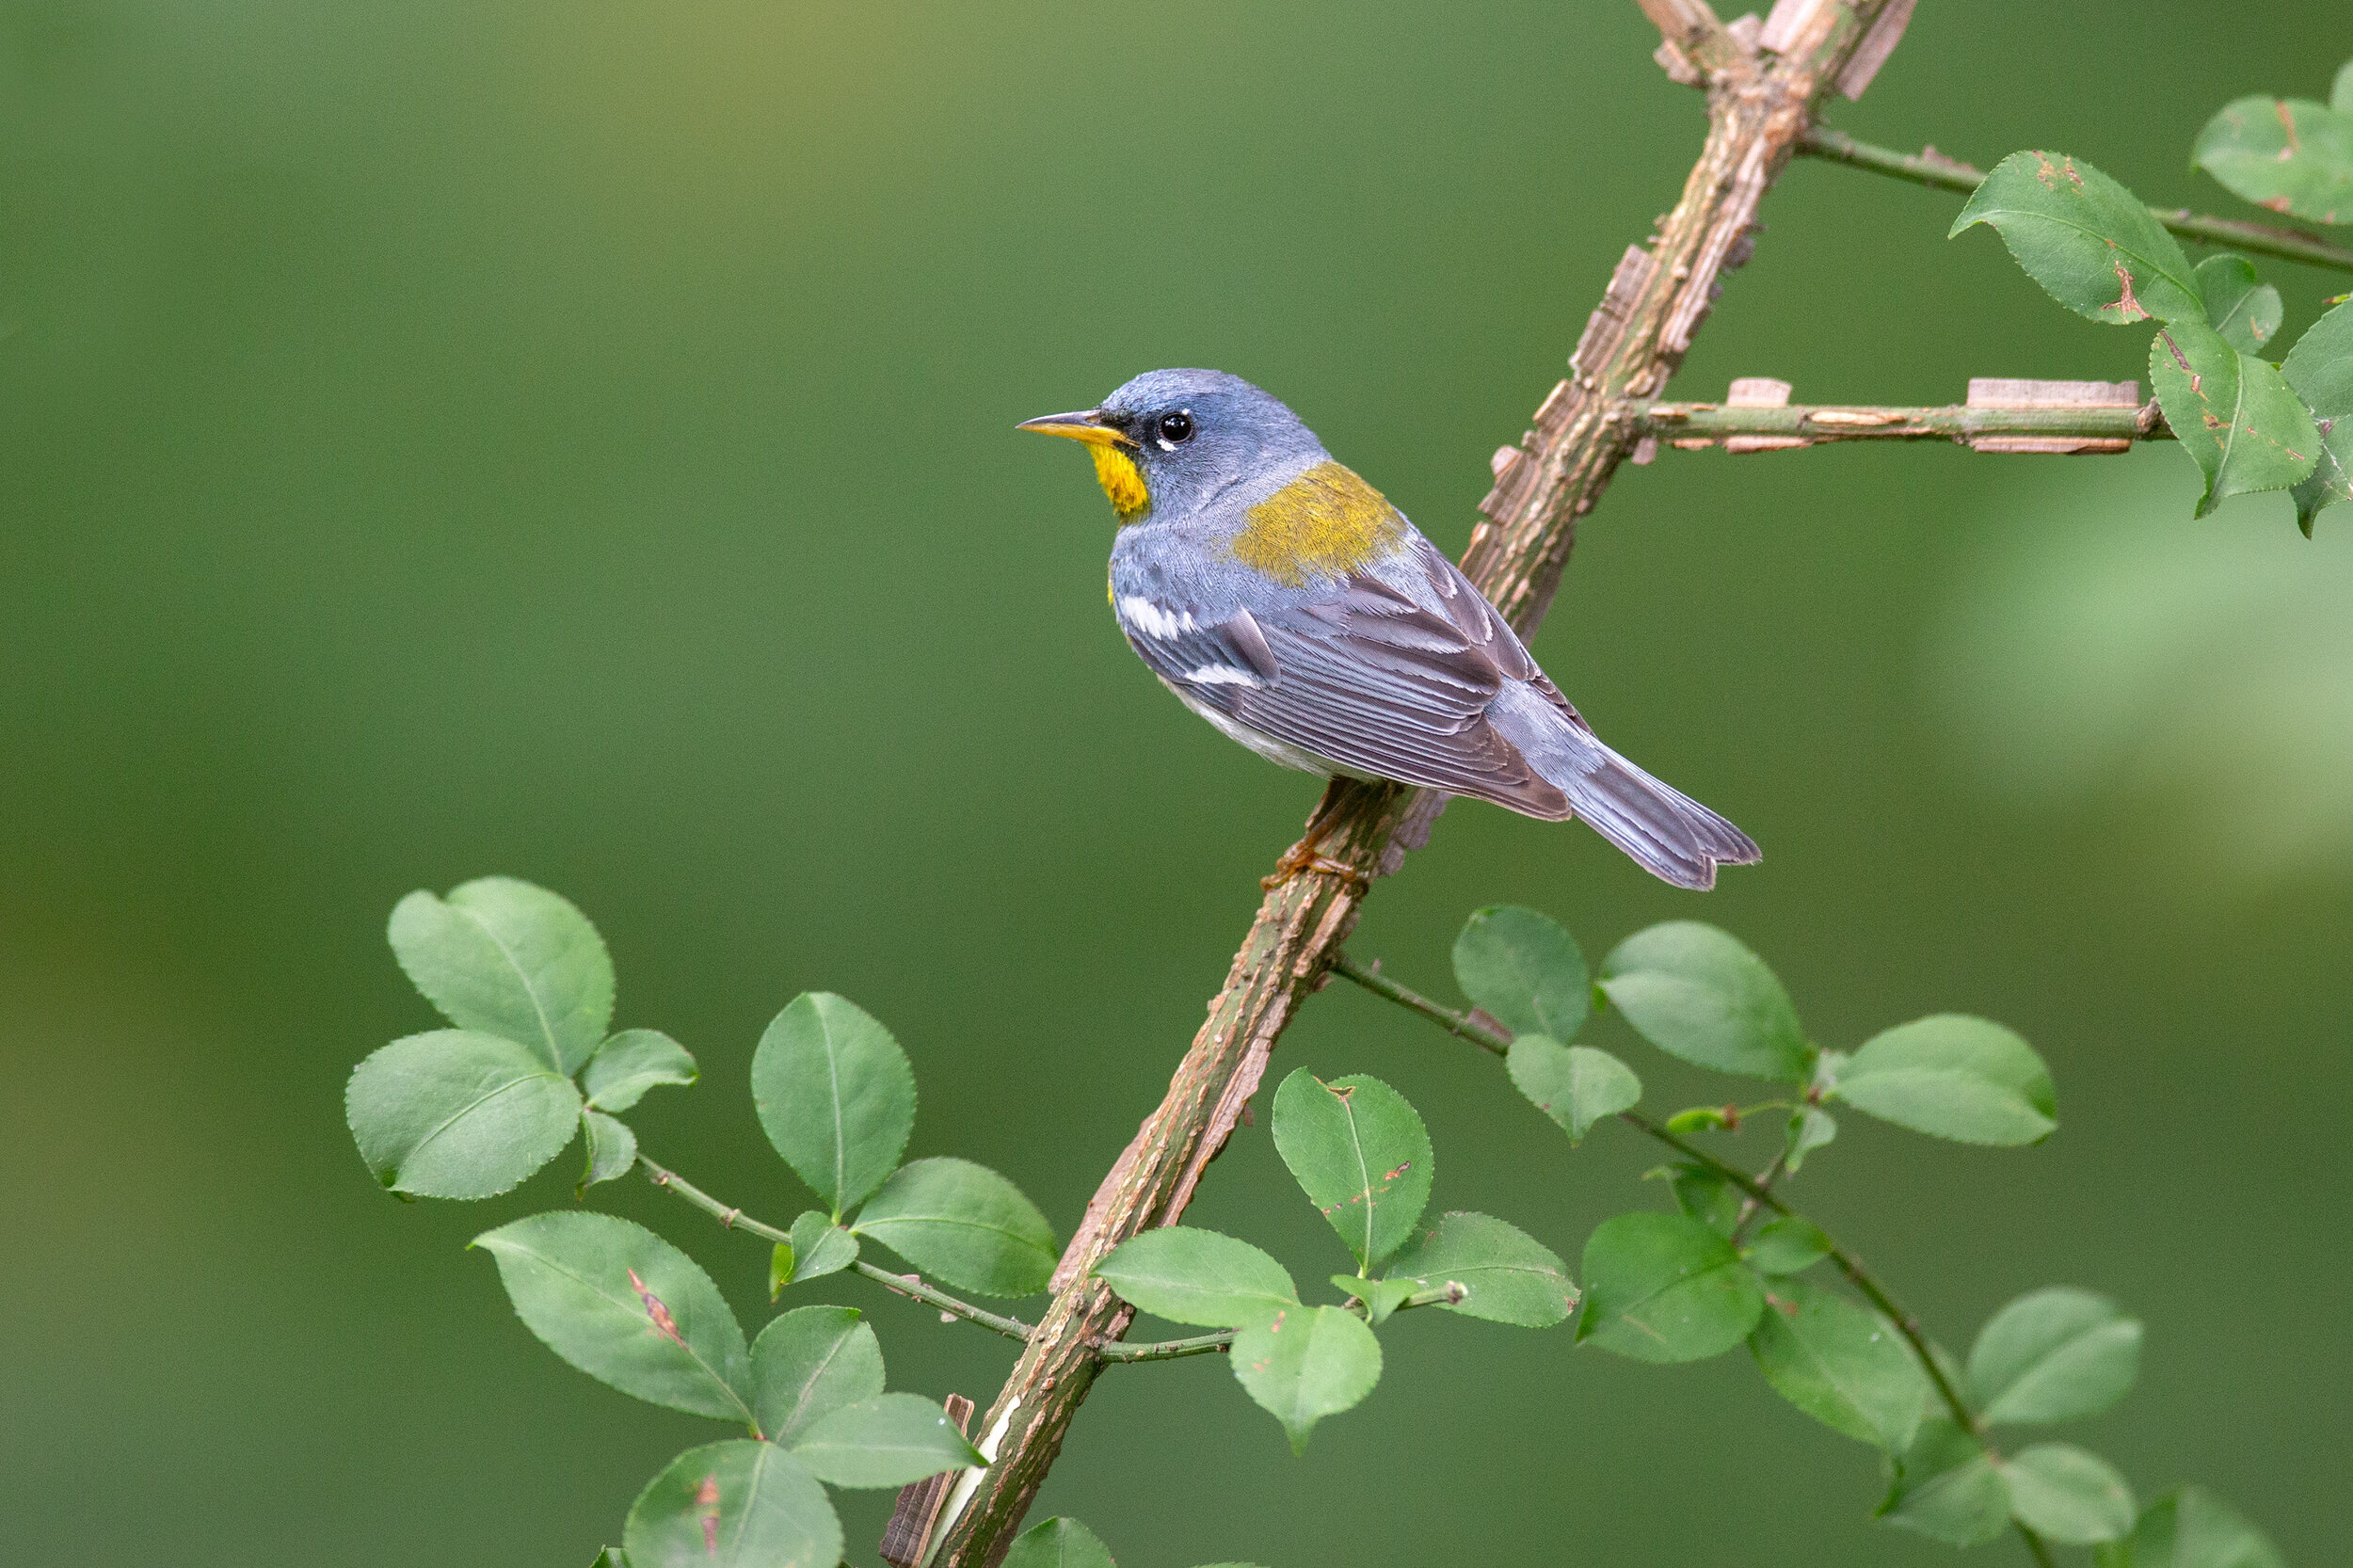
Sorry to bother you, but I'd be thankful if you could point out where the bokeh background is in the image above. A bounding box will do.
[5,3,2347,1563]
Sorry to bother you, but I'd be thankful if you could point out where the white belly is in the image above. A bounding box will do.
[1162,680,1376,780]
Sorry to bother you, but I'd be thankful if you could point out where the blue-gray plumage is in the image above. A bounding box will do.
[1019,369,1759,889]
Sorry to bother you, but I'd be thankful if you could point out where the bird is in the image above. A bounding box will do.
[1018,369,1759,890]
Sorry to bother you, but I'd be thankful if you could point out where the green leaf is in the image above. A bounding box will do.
[590,1549,625,1568]
[584,1029,698,1112]
[1330,1274,1418,1325]
[790,1393,984,1488]
[776,1211,858,1292]
[2197,254,2283,355]
[1783,1106,1836,1173]
[852,1157,1057,1298]
[473,1211,754,1424]
[1747,1277,1926,1451]
[751,993,917,1216]
[388,877,613,1074]
[749,1305,884,1447]
[1270,1069,1433,1270]
[622,1440,840,1568]
[346,1030,582,1199]
[1092,1226,1297,1328]
[1833,1015,2057,1145]
[2095,1486,2286,1568]
[2005,1443,2137,1545]
[1744,1215,1832,1275]
[2338,59,2353,115]
[1949,151,2202,324]
[2193,95,2353,226]
[1598,922,1813,1083]
[1968,1286,2142,1425]
[1229,1304,1382,1454]
[1384,1210,1577,1328]
[1507,1038,1640,1144]
[1576,1211,1764,1362]
[2152,320,2322,520]
[579,1109,639,1194]
[1452,904,1590,1041]
[1881,1418,2011,1546]
[2282,298,2353,534]
[1662,1162,1741,1236]
[1001,1517,1117,1568]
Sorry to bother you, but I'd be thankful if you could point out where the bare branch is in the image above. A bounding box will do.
[1635,392,2169,452]
[1636,0,1738,77]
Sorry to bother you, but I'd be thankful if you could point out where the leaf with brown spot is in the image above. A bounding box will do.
[623,1441,840,1568]
[629,1268,685,1347]
[474,1212,756,1423]
[2194,93,2353,226]
[2198,253,2284,355]
[1271,1069,1433,1270]
[2150,319,2320,519]
[1950,152,2201,325]
[2282,296,2353,534]
[1229,1304,1382,1454]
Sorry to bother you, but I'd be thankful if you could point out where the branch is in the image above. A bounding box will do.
[638,1156,1038,1345]
[1635,0,1741,80]
[1631,396,2169,451]
[932,8,1914,1562]
[1800,125,2353,275]
[1330,955,2063,1566]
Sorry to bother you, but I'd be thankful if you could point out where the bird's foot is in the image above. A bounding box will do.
[1261,842,1371,892]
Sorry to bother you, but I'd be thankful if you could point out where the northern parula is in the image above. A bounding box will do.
[1021,368,1758,889]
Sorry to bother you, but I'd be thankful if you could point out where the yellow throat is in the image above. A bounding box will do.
[1088,442,1150,522]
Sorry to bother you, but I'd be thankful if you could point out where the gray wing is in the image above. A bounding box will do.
[1123,536,1576,816]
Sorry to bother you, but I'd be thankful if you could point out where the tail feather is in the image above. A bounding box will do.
[1488,683,1759,890]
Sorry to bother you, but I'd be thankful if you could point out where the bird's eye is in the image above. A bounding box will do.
[1156,411,1193,447]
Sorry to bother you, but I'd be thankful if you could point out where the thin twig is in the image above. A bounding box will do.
[638,1155,1038,1344]
[1097,1286,1467,1364]
[1332,952,1508,1055]
[1727,1149,1789,1244]
[637,1150,1467,1368]
[1799,125,2353,275]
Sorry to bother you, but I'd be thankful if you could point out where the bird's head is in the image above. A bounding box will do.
[1018,369,1325,524]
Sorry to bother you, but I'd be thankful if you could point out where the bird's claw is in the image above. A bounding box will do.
[1261,846,1371,892]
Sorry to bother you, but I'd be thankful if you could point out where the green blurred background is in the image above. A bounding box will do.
[5,2,2347,1562]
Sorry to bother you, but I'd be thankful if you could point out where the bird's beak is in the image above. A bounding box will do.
[1016,408,1135,448]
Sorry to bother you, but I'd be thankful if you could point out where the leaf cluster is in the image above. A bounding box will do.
[1951,60,2353,533]
[1423,904,2273,1560]
[347,878,1060,1562]
[1093,1065,1573,1453]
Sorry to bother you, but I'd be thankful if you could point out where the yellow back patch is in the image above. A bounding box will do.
[1228,461,1405,586]
[1090,444,1151,521]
